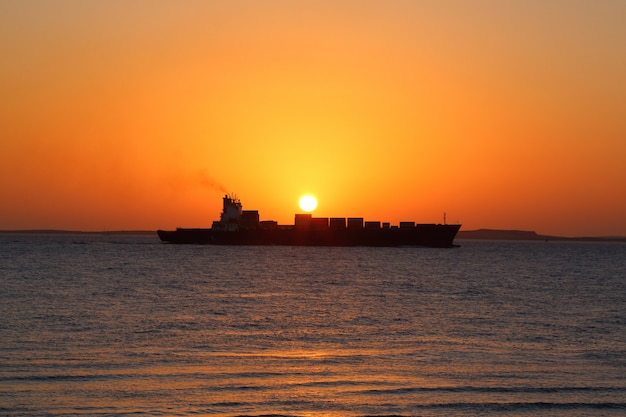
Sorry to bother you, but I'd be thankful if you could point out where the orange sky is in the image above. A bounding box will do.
[1,1,625,236]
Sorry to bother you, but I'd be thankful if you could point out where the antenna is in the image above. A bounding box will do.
[444,212,447,225]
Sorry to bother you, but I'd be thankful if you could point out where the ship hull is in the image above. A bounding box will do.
[157,224,461,248]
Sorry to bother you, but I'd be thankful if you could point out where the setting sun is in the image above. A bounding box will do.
[299,195,318,212]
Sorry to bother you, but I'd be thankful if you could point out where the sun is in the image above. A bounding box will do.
[299,195,318,212]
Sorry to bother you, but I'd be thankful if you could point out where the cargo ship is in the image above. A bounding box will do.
[157,194,461,248]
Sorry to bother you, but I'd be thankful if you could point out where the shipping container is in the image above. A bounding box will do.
[310,217,329,230]
[259,220,278,229]
[329,217,346,230]
[364,221,381,230]
[347,217,364,229]
[240,210,260,229]
[295,213,312,229]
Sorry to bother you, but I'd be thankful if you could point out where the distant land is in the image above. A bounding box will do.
[1,229,625,242]
[457,229,626,242]
[0,230,156,235]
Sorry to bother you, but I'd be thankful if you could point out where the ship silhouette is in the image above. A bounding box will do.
[158,194,461,247]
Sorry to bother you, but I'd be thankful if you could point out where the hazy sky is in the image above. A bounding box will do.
[1,0,625,236]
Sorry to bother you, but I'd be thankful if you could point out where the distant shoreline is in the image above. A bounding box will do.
[456,229,626,242]
[1,228,625,242]
[0,230,156,236]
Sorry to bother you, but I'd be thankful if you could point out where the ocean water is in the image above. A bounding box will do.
[0,233,624,416]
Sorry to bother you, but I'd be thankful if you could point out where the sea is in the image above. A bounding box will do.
[1,233,624,417]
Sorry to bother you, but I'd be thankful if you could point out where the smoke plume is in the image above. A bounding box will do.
[195,170,228,194]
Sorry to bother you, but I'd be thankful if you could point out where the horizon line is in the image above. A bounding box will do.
[1,229,625,242]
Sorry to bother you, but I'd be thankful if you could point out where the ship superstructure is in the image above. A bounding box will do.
[211,194,243,232]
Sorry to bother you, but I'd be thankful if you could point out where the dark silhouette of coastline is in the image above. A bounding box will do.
[0,230,155,235]
[457,229,626,242]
